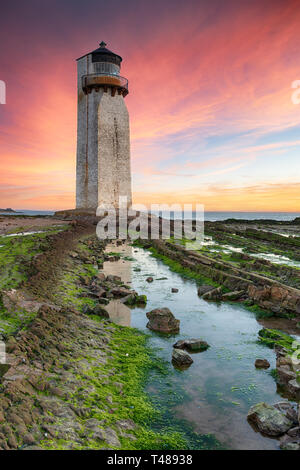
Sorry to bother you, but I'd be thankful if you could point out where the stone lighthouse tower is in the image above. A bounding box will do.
[76,41,132,210]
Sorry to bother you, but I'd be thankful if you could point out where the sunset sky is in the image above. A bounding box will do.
[0,0,300,211]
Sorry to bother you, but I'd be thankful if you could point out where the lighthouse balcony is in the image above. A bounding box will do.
[82,73,128,96]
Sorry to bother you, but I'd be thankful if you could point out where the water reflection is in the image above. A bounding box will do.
[100,242,299,450]
[105,299,131,327]
[102,242,132,326]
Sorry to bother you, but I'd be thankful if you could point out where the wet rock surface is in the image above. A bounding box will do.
[255,359,270,369]
[0,230,148,450]
[145,236,300,317]
[197,285,215,296]
[146,308,180,334]
[173,338,210,352]
[0,305,131,449]
[172,349,193,367]
[202,287,223,301]
[247,402,293,436]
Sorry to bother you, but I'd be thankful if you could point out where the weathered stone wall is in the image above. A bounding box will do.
[97,92,132,209]
[76,56,89,209]
[76,55,132,210]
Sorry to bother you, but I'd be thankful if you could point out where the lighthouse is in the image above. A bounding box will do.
[76,41,132,210]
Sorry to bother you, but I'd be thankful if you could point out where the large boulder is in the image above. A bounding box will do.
[172,349,193,367]
[146,308,180,334]
[247,402,293,436]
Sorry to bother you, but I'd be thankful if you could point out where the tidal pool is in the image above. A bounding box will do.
[251,252,300,269]
[103,242,299,450]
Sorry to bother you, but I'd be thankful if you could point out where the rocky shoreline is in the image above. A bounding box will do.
[0,215,299,450]
[0,219,186,450]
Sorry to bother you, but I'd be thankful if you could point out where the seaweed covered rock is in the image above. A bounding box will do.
[247,402,293,436]
[258,328,294,350]
[146,308,180,334]
[173,338,210,352]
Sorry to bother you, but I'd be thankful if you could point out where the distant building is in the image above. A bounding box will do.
[76,42,132,210]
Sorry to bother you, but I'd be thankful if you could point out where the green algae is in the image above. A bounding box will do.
[41,321,209,450]
[41,237,222,450]
[258,328,295,352]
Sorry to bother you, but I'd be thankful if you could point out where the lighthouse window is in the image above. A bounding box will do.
[93,62,119,75]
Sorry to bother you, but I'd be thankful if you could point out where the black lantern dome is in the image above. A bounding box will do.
[77,41,122,66]
[91,41,122,66]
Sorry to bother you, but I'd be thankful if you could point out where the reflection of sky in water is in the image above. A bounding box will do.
[251,252,300,269]
[1,231,46,237]
[200,236,300,268]
[103,243,299,450]
[0,229,64,239]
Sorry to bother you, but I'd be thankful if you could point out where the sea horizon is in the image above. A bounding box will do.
[1,208,300,222]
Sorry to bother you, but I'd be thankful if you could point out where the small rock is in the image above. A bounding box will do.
[103,427,121,448]
[286,408,299,424]
[173,339,209,352]
[273,403,300,425]
[110,287,135,298]
[106,275,121,282]
[93,305,110,318]
[287,379,300,399]
[287,426,300,438]
[97,273,106,281]
[23,433,36,445]
[172,349,193,367]
[255,359,270,369]
[173,340,186,349]
[277,366,296,384]
[280,433,300,450]
[171,288,178,293]
[185,339,210,352]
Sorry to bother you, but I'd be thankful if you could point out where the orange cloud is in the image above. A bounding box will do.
[0,0,300,210]
[133,182,300,212]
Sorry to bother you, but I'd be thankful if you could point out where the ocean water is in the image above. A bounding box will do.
[0,209,55,216]
[0,209,299,222]
[151,211,300,222]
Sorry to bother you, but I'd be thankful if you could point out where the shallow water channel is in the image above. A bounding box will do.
[103,242,299,450]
